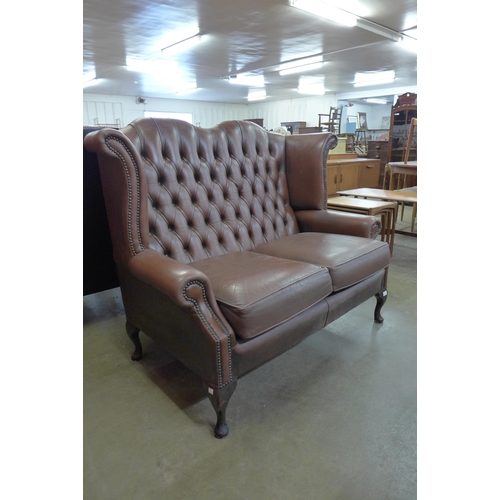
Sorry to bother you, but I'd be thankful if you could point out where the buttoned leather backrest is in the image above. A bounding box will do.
[121,118,300,263]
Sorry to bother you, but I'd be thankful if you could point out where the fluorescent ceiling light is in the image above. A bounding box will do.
[279,56,324,76]
[228,74,265,87]
[354,70,395,87]
[161,33,204,56]
[298,83,325,95]
[288,0,357,27]
[366,98,388,104]
[355,19,403,42]
[289,0,406,42]
[354,79,394,88]
[247,89,267,101]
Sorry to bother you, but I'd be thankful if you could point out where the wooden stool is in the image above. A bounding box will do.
[327,197,398,255]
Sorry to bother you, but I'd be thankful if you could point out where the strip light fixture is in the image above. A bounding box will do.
[279,56,324,76]
[288,0,406,43]
[365,98,389,104]
[247,89,267,101]
[288,0,357,27]
[354,70,395,87]
[297,82,325,95]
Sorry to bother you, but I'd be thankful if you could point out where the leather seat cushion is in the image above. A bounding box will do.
[252,232,390,292]
[190,251,333,340]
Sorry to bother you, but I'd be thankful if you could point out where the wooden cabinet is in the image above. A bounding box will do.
[326,158,381,195]
[367,141,389,187]
[358,159,381,187]
[367,140,389,163]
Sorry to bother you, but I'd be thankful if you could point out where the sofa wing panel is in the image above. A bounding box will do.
[84,129,150,264]
[285,133,337,211]
[295,210,382,239]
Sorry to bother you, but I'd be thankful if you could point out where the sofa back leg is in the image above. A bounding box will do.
[126,321,143,361]
[203,379,238,439]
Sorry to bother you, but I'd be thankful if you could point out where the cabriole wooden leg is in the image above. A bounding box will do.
[203,380,237,439]
[374,289,388,323]
[126,321,142,361]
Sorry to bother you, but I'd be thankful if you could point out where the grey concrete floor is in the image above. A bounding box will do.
[83,213,416,500]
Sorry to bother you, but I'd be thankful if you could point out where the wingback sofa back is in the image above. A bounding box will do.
[84,118,390,438]
[92,118,337,265]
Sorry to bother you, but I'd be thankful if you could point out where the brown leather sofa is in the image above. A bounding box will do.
[84,118,390,438]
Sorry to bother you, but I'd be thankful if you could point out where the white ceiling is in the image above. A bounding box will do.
[83,0,417,104]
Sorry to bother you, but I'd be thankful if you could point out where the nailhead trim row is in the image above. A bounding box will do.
[105,136,145,255]
[183,280,233,388]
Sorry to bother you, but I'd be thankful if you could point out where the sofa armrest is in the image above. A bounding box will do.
[128,250,232,330]
[129,249,209,304]
[126,249,236,387]
[295,210,382,239]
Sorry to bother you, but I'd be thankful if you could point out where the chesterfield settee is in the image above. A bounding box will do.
[84,118,390,438]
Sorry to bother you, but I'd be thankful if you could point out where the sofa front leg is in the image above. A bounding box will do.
[374,289,388,323]
[126,321,143,361]
[203,380,237,439]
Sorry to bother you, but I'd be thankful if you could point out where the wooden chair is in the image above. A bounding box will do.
[399,117,417,229]
[404,118,417,163]
[318,106,342,134]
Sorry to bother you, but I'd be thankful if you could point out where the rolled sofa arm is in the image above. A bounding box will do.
[295,210,382,239]
[129,249,212,306]
[129,250,233,334]
[126,249,236,387]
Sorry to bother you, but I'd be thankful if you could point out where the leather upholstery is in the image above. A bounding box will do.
[84,118,390,437]
[190,251,332,340]
[124,118,299,262]
[252,232,390,292]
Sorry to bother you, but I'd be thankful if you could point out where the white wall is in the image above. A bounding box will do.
[84,84,416,131]
[83,92,340,129]
[83,93,248,129]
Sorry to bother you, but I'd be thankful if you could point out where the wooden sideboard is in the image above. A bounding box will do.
[326,158,381,195]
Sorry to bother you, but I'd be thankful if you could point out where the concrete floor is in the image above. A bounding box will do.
[83,213,417,500]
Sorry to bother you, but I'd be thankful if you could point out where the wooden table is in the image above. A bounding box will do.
[336,188,417,234]
[384,161,417,190]
[327,197,398,255]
